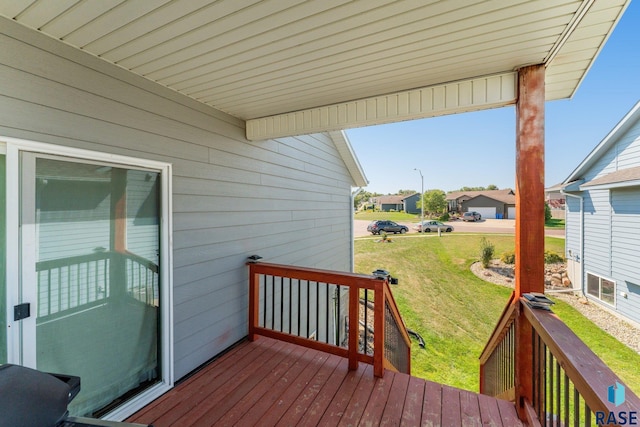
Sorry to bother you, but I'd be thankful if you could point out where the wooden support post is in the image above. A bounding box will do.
[514,64,545,421]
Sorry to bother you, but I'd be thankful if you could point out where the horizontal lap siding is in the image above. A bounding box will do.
[582,190,611,275]
[611,189,640,323]
[0,22,355,379]
[564,197,581,259]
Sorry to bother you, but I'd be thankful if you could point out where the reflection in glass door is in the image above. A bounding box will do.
[22,155,161,416]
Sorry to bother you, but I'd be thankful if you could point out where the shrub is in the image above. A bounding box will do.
[545,202,552,221]
[438,212,450,221]
[479,237,495,268]
[544,250,564,264]
[500,251,515,264]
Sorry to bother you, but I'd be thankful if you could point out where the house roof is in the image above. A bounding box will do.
[564,100,640,185]
[328,130,368,187]
[0,1,630,141]
[447,189,515,204]
[580,165,640,190]
[375,195,405,205]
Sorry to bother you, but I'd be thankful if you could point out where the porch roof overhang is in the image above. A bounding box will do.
[0,1,630,141]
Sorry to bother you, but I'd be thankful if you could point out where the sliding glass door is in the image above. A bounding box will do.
[20,154,162,416]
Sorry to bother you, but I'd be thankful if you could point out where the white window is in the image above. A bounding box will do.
[586,272,615,305]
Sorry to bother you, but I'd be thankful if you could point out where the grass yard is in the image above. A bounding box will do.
[354,211,420,222]
[354,234,640,395]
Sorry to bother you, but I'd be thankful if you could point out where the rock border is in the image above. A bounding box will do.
[471,260,640,354]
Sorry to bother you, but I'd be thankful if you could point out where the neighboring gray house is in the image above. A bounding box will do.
[373,195,405,212]
[402,193,422,215]
[447,190,516,219]
[562,100,640,327]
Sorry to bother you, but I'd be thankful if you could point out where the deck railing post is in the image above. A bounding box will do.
[248,263,260,341]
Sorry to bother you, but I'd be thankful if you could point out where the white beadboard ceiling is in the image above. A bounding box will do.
[0,0,630,139]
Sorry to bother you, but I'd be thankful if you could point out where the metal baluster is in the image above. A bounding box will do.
[288,278,292,334]
[279,276,283,332]
[325,283,330,344]
[573,387,580,427]
[306,280,310,338]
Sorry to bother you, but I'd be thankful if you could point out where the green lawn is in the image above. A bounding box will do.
[354,234,640,394]
[354,211,420,222]
[545,218,565,229]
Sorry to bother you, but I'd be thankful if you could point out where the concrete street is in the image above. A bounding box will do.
[354,218,565,238]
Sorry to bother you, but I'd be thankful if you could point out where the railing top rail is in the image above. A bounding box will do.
[522,297,640,414]
[247,262,382,289]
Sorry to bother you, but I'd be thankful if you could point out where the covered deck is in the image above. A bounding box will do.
[128,336,522,427]
[126,262,640,426]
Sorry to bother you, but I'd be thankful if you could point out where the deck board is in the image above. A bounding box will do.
[128,337,524,426]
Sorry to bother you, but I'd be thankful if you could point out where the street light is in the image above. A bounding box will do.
[414,168,424,229]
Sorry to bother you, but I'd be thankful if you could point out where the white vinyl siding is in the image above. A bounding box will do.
[581,190,611,276]
[564,196,581,261]
[1,23,355,379]
[610,188,640,324]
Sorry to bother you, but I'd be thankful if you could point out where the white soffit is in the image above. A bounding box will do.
[247,73,516,140]
[0,0,630,140]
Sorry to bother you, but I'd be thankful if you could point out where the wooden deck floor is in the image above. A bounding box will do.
[128,337,524,426]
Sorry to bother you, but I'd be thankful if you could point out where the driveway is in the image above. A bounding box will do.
[354,219,564,238]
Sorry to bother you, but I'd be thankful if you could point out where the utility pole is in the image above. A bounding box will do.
[414,168,424,229]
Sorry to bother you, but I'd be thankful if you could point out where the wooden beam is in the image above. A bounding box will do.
[514,64,545,297]
[514,64,545,422]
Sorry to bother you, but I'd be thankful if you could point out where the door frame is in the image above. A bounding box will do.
[2,136,174,420]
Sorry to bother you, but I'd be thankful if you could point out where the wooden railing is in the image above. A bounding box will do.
[247,262,411,377]
[480,294,640,426]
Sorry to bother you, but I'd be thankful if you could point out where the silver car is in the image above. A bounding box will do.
[414,220,454,233]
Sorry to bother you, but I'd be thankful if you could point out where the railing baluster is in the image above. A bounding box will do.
[271,276,276,329]
[315,281,319,341]
[279,276,284,332]
[564,372,569,427]
[549,348,554,426]
[306,280,310,338]
[363,289,368,354]
[325,283,329,344]
[288,277,292,334]
[573,387,580,427]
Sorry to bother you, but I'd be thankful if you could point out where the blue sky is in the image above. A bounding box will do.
[346,2,640,195]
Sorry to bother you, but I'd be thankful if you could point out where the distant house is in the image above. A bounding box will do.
[545,183,566,219]
[446,189,516,219]
[562,101,640,327]
[372,193,421,213]
[402,193,421,214]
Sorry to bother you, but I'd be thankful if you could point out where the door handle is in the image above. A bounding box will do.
[14,303,30,321]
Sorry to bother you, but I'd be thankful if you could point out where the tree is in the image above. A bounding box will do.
[545,202,552,221]
[452,185,500,192]
[353,190,381,209]
[417,189,447,215]
[397,189,417,195]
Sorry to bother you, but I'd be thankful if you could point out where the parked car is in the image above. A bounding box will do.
[414,220,454,233]
[463,211,482,221]
[367,220,408,235]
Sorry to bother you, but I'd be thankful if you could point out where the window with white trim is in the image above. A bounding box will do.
[586,272,615,305]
